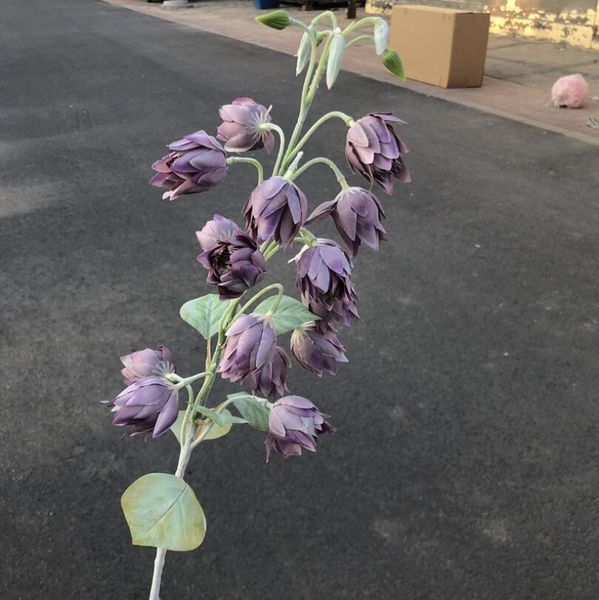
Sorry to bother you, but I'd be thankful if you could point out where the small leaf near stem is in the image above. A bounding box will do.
[226,156,264,184]
[290,156,348,189]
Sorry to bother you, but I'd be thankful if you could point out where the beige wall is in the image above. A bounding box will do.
[366,0,599,49]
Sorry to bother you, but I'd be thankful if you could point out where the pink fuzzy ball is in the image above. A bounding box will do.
[551,74,589,108]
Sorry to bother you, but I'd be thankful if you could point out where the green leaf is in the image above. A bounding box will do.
[228,392,270,431]
[170,409,237,444]
[121,473,206,552]
[193,405,246,428]
[382,48,405,80]
[254,295,318,335]
[180,295,230,340]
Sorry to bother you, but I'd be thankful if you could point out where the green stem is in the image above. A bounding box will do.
[260,123,286,177]
[290,156,348,188]
[346,33,375,48]
[173,372,206,390]
[285,111,353,165]
[236,283,284,317]
[342,16,378,37]
[226,156,264,184]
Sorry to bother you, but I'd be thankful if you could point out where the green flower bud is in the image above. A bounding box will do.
[326,31,346,90]
[373,19,389,55]
[382,48,405,80]
[255,10,290,31]
[296,28,314,76]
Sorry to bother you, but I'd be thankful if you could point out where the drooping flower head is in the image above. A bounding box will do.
[150,130,227,201]
[345,113,410,194]
[219,314,277,383]
[265,395,335,460]
[295,239,358,326]
[217,97,275,153]
[108,376,179,438]
[196,215,266,299]
[247,345,290,399]
[291,322,348,376]
[120,346,175,385]
[243,176,308,247]
[307,186,387,257]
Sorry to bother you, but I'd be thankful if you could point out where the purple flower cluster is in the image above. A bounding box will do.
[113,100,412,461]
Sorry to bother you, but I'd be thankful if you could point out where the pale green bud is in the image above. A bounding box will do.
[255,10,290,31]
[373,19,389,55]
[296,29,314,76]
[382,48,405,80]
[326,31,346,90]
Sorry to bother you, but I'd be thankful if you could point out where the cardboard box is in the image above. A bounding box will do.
[389,5,490,88]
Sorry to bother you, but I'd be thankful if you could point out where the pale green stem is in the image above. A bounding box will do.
[236,283,284,317]
[173,372,206,390]
[342,16,378,36]
[346,33,375,48]
[260,123,286,176]
[264,241,280,261]
[280,31,329,172]
[290,156,348,188]
[285,111,353,165]
[226,156,264,184]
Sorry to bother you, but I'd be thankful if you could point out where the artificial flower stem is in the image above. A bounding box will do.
[284,111,353,165]
[148,421,195,600]
[236,283,284,317]
[346,34,375,49]
[260,123,286,176]
[173,372,207,390]
[342,16,379,37]
[290,156,348,188]
[226,156,264,184]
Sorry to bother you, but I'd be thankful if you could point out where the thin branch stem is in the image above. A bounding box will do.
[260,124,286,177]
[226,156,264,184]
[236,283,284,317]
[290,156,348,188]
[346,33,375,49]
[285,111,353,165]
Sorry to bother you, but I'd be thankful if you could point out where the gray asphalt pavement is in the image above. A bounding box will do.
[2,1,599,599]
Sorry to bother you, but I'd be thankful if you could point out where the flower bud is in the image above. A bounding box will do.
[345,113,410,195]
[326,31,346,90]
[296,30,313,76]
[295,239,358,326]
[243,177,308,247]
[217,98,274,153]
[307,187,387,257]
[265,395,335,460]
[255,10,290,31]
[382,48,405,79]
[373,19,389,55]
[150,131,227,201]
[108,376,179,438]
[247,346,290,399]
[196,215,266,299]
[218,314,277,383]
[291,322,348,376]
[120,346,174,385]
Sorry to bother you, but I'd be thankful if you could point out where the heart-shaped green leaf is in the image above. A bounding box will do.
[228,392,270,431]
[121,473,206,552]
[171,410,236,444]
[180,295,230,339]
[253,295,318,335]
